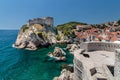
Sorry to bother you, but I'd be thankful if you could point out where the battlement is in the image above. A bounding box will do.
[27,16,54,27]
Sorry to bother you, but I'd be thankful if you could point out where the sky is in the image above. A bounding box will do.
[0,0,120,29]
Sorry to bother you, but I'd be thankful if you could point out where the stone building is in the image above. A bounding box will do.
[74,42,120,80]
[27,16,54,27]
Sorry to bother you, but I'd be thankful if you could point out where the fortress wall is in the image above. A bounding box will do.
[74,58,86,80]
[74,54,90,80]
[80,42,120,52]
[27,17,54,27]
[115,49,120,80]
[74,42,120,80]
[44,17,54,27]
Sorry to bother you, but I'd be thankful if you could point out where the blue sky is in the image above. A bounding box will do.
[0,0,120,29]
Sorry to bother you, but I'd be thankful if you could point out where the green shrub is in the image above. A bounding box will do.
[70,32,76,38]
[37,32,43,38]
[43,32,48,39]
[56,21,87,37]
[56,35,61,41]
[117,20,120,25]
[21,24,29,32]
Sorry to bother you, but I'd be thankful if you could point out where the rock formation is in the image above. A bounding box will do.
[48,47,66,61]
[53,69,74,80]
[14,23,57,50]
[61,64,74,73]
[66,44,80,54]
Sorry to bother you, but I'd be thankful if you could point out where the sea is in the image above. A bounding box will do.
[0,30,73,80]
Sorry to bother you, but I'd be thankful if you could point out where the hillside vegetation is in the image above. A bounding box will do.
[56,21,87,36]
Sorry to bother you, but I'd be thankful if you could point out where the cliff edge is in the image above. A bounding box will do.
[14,17,57,50]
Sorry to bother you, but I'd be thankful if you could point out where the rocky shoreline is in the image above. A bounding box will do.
[65,44,80,55]
[53,64,74,80]
[14,23,58,50]
[47,47,66,61]
[54,69,74,80]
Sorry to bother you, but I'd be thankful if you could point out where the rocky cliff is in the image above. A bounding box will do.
[14,24,57,50]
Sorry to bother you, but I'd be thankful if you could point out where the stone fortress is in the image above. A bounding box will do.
[27,16,54,27]
[74,42,120,80]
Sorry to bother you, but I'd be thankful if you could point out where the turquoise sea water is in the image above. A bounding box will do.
[0,30,73,80]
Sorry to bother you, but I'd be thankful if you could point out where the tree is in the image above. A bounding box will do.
[21,24,29,32]
[117,20,120,25]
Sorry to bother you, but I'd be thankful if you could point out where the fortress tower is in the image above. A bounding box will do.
[44,16,54,27]
[27,16,54,27]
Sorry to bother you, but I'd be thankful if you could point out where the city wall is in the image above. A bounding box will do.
[115,49,120,80]
[80,42,120,52]
[27,17,54,27]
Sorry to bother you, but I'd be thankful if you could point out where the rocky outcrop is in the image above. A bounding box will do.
[14,24,57,50]
[48,47,66,61]
[66,44,80,54]
[53,69,74,80]
[61,64,74,73]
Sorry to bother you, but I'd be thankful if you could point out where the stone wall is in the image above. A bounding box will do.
[74,42,120,80]
[44,17,54,27]
[73,50,91,80]
[74,58,83,80]
[115,49,120,80]
[27,17,54,27]
[80,42,120,52]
